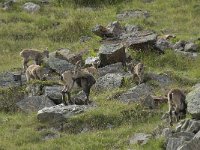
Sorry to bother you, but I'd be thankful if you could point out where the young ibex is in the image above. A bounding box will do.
[168,89,187,126]
[25,64,48,82]
[131,62,144,84]
[20,47,49,71]
[61,61,96,105]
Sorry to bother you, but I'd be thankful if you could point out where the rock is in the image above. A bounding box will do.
[92,25,112,38]
[26,84,44,97]
[184,42,198,52]
[2,0,16,10]
[80,36,91,43]
[55,49,83,65]
[129,133,151,145]
[156,38,172,52]
[125,30,158,52]
[166,137,185,150]
[194,130,200,139]
[162,128,172,138]
[16,96,55,112]
[141,95,156,109]
[118,83,151,103]
[106,21,124,37]
[98,62,127,77]
[177,138,200,150]
[173,132,195,141]
[42,132,60,141]
[95,73,124,90]
[173,40,186,51]
[147,72,172,87]
[180,119,200,134]
[47,52,74,74]
[174,50,198,58]
[186,86,200,119]
[98,43,126,67]
[23,2,40,13]
[37,104,90,123]
[124,24,142,33]
[44,86,63,105]
[117,10,150,20]
[0,71,26,88]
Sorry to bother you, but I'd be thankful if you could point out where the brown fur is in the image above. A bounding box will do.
[25,64,47,82]
[168,89,187,126]
[131,62,144,84]
[20,48,49,71]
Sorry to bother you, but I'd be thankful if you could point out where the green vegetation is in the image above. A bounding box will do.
[0,0,200,149]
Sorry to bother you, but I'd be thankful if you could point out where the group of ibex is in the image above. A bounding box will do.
[19,48,187,126]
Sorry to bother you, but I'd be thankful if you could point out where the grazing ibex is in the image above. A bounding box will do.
[25,64,48,82]
[20,47,49,71]
[61,61,96,105]
[168,89,187,126]
[131,62,144,84]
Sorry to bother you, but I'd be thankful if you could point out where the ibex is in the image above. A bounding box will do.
[25,64,48,82]
[131,62,144,84]
[168,89,187,126]
[61,61,96,105]
[20,47,49,71]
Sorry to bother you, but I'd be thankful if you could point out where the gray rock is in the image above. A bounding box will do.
[47,52,74,74]
[177,138,200,150]
[98,62,126,77]
[26,84,44,97]
[174,49,198,58]
[23,2,40,13]
[80,36,91,43]
[106,21,124,37]
[16,96,55,112]
[117,10,150,20]
[0,71,26,88]
[184,42,198,52]
[194,130,200,139]
[125,30,158,52]
[2,0,16,10]
[141,95,155,109]
[156,38,172,52]
[118,83,151,103]
[166,137,185,150]
[37,104,90,123]
[129,133,151,145]
[173,40,186,51]
[42,132,60,141]
[162,128,172,138]
[44,86,63,105]
[124,24,142,33]
[173,132,195,141]
[99,43,126,67]
[181,119,200,133]
[95,73,124,90]
[186,86,200,119]
[85,57,99,66]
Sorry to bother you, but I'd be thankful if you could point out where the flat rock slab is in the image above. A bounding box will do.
[118,83,151,103]
[16,95,55,113]
[95,73,124,90]
[37,104,91,123]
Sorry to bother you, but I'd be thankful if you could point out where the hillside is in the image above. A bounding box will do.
[0,0,200,150]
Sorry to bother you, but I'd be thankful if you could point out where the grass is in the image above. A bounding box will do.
[0,0,200,149]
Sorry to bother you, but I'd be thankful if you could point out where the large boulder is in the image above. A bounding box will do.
[16,96,55,112]
[23,2,40,13]
[98,43,126,67]
[37,104,90,123]
[44,85,63,105]
[46,52,74,74]
[186,85,200,119]
[118,83,151,103]
[95,73,124,90]
[117,10,150,20]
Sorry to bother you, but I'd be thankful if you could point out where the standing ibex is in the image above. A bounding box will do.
[168,89,187,126]
[131,62,144,84]
[61,61,96,105]
[25,64,48,82]
[20,47,49,71]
